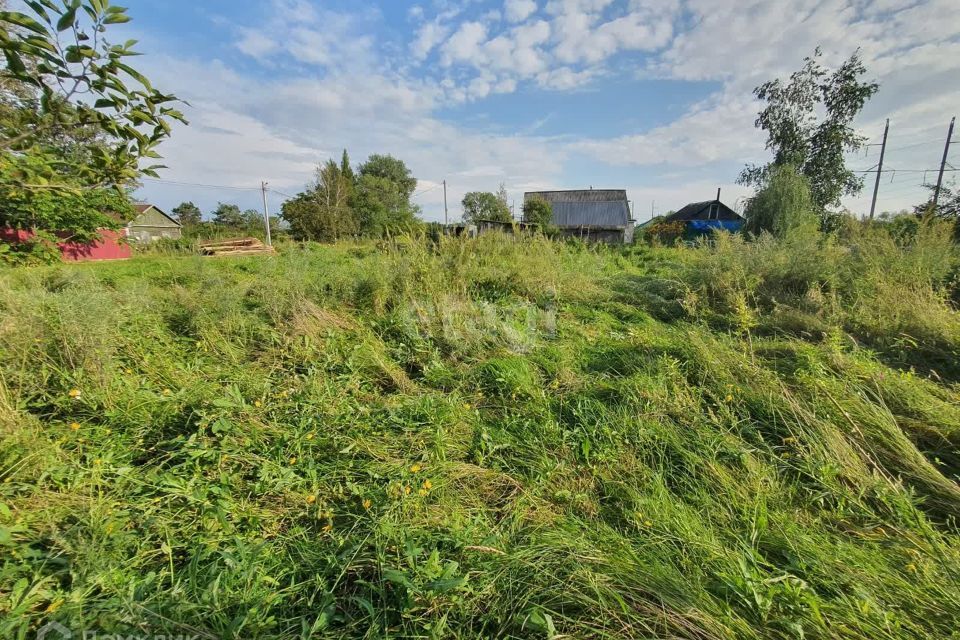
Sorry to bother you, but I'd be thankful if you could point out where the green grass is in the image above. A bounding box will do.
[1,230,959,639]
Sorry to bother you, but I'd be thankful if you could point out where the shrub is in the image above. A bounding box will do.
[743,164,819,238]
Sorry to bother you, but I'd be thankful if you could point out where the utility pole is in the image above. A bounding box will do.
[868,118,889,221]
[933,116,955,213]
[443,179,448,226]
[261,181,272,247]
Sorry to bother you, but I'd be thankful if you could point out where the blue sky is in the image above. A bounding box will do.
[105,0,960,222]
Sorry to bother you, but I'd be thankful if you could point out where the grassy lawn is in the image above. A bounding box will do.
[2,231,959,639]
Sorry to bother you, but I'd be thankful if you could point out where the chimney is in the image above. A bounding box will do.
[716,187,721,202]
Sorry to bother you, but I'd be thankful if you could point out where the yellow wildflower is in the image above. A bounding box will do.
[306,432,315,440]
[68,388,81,399]
[404,485,411,495]
[423,479,433,490]
[162,388,172,396]
[70,422,81,431]
[44,600,64,614]
[463,403,471,411]
[725,394,733,403]
[322,523,333,533]
[306,495,316,504]
[93,459,102,465]
[289,456,298,465]
[362,498,372,510]
[410,463,422,473]
[254,400,262,408]
[418,488,428,497]
[783,436,798,445]
[644,520,653,527]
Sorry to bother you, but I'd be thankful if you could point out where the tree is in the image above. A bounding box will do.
[739,49,878,213]
[212,203,244,227]
[462,191,511,224]
[0,2,184,189]
[352,174,420,236]
[172,202,202,227]
[340,149,355,186]
[0,1,184,258]
[914,180,959,239]
[743,164,818,238]
[497,182,509,209]
[914,181,959,220]
[522,196,553,227]
[358,154,417,200]
[281,157,358,241]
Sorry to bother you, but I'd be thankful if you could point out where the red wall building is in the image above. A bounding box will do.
[0,227,132,262]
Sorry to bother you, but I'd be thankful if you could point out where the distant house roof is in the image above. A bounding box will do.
[130,204,181,228]
[664,200,742,222]
[523,189,632,228]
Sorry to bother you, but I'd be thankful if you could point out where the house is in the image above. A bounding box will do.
[523,189,635,244]
[126,204,182,242]
[0,227,132,262]
[662,190,744,234]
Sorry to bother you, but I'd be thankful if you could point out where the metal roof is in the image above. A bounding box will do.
[525,189,628,204]
[549,200,631,228]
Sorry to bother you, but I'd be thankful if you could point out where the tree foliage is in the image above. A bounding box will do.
[282,158,358,241]
[283,151,419,240]
[172,201,202,227]
[462,191,511,224]
[212,203,244,228]
[522,196,553,227]
[739,48,878,212]
[352,174,419,236]
[0,1,184,188]
[743,164,818,238]
[358,154,417,200]
[915,180,960,239]
[0,0,183,258]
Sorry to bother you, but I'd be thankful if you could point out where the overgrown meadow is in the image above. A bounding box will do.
[2,227,960,639]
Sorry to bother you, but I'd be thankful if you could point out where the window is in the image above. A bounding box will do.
[708,203,719,220]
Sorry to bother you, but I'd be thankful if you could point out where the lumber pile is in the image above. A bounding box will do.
[199,237,275,257]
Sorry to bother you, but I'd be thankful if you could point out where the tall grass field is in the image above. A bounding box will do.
[2,226,960,639]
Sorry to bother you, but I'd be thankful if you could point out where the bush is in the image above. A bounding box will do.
[743,164,819,238]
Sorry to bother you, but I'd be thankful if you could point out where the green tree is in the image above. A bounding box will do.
[282,158,358,241]
[340,149,355,186]
[212,203,244,228]
[462,191,511,224]
[0,1,183,258]
[172,202,202,227]
[739,48,878,213]
[522,196,553,227]
[915,180,959,239]
[743,164,818,238]
[352,174,419,236]
[358,154,417,200]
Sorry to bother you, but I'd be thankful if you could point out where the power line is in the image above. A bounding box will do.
[411,183,442,198]
[141,177,261,191]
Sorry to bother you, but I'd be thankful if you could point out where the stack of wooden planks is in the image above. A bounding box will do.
[199,237,276,257]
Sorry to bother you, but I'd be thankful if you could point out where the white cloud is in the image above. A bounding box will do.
[235,29,278,58]
[505,0,538,23]
[412,21,452,60]
[134,0,960,220]
[441,21,488,65]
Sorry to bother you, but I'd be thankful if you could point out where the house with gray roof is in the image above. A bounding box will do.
[522,189,635,244]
